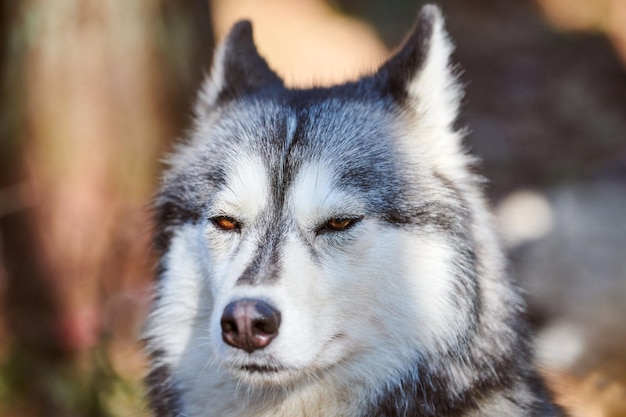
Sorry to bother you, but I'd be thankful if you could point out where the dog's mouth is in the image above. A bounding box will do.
[229,360,296,385]
[226,357,289,379]
[223,333,348,385]
[240,363,283,374]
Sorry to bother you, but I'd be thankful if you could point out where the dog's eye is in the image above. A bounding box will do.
[327,218,353,230]
[317,217,361,234]
[211,216,240,232]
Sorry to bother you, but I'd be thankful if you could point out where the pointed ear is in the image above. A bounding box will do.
[197,20,283,110]
[377,5,461,128]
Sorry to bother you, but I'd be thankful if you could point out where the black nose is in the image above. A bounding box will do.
[220,299,281,353]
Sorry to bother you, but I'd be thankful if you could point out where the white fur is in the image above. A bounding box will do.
[196,34,227,112]
[398,8,470,184]
[289,160,365,228]
[406,9,460,131]
[145,6,542,417]
[145,224,208,368]
[211,153,270,226]
[399,232,468,349]
[151,153,473,416]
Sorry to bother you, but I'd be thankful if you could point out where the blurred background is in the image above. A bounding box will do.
[0,0,624,416]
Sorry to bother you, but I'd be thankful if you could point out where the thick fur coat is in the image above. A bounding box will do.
[144,5,565,417]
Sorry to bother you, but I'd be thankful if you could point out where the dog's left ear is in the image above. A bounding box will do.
[377,5,461,129]
[197,20,283,112]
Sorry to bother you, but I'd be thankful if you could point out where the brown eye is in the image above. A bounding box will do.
[212,216,240,232]
[317,217,362,235]
[327,218,354,231]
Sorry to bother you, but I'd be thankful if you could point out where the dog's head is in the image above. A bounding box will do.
[146,5,485,391]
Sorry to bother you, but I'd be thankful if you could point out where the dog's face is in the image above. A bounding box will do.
[147,6,479,390]
[201,100,405,385]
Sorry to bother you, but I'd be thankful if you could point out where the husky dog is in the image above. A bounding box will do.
[144,5,564,417]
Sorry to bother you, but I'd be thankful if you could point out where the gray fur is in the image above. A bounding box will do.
[145,5,565,417]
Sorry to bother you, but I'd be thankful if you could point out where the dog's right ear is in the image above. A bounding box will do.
[197,21,283,111]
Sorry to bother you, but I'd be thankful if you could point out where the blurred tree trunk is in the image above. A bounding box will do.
[1,0,213,415]
[21,0,167,352]
[1,2,65,416]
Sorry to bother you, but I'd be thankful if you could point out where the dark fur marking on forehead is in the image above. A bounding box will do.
[236,224,284,285]
[284,79,390,109]
[268,113,301,210]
